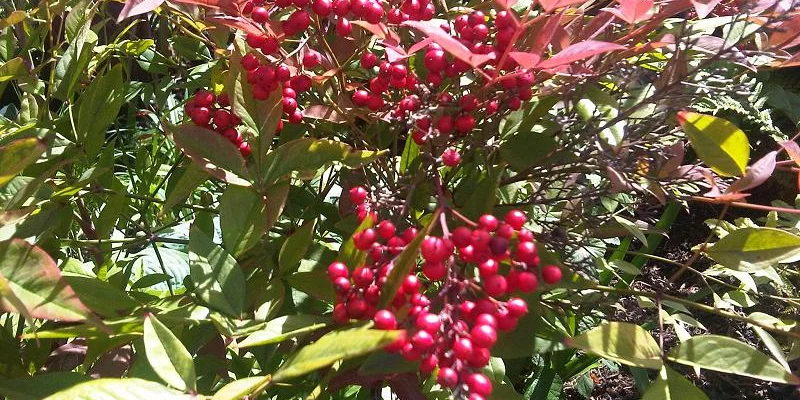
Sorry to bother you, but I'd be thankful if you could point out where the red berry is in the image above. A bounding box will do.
[374,309,397,330]
[410,293,430,307]
[353,266,374,287]
[276,64,291,81]
[349,186,368,204]
[466,373,493,397]
[495,307,518,331]
[402,274,421,294]
[246,33,267,49]
[459,94,479,111]
[333,276,351,294]
[452,226,473,248]
[194,90,215,107]
[336,17,352,35]
[353,228,377,250]
[241,53,260,71]
[251,6,269,23]
[516,271,538,293]
[475,313,497,328]
[541,265,563,284]
[518,229,535,242]
[327,262,349,280]
[222,128,242,144]
[312,0,332,15]
[190,106,212,125]
[282,97,298,113]
[367,94,385,111]
[423,49,447,72]
[238,142,251,158]
[437,114,454,134]
[385,330,407,352]
[422,261,447,280]
[478,259,498,278]
[503,210,526,230]
[420,354,438,374]
[376,220,396,239]
[506,298,528,317]
[303,50,321,68]
[489,236,508,256]
[346,298,368,318]
[453,337,474,360]
[437,367,459,388]
[420,236,452,263]
[468,10,485,25]
[290,74,313,92]
[411,330,435,350]
[516,241,537,264]
[333,303,349,324]
[455,113,475,134]
[415,312,441,333]
[459,300,476,320]
[478,214,498,231]
[470,324,497,348]
[468,346,491,368]
[352,89,370,107]
[402,227,418,243]
[441,147,461,167]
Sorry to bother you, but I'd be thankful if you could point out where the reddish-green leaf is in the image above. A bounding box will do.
[402,20,495,68]
[538,0,588,12]
[167,123,251,186]
[0,239,91,322]
[537,41,626,69]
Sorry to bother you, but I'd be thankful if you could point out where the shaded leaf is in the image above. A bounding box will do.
[272,328,401,382]
[377,220,429,308]
[143,314,196,391]
[75,64,125,158]
[667,335,800,384]
[189,226,246,317]
[677,111,750,177]
[565,322,663,369]
[706,227,800,271]
[538,0,587,11]
[691,0,723,18]
[220,185,268,257]
[261,138,384,185]
[0,372,90,400]
[117,0,166,21]
[279,219,317,275]
[237,315,329,348]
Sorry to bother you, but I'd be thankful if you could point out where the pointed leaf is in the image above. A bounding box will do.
[237,315,329,348]
[565,322,663,369]
[189,226,246,317]
[677,111,750,177]
[220,185,268,257]
[603,0,654,24]
[75,64,126,158]
[272,328,401,382]
[167,123,251,186]
[117,0,166,21]
[705,227,800,271]
[260,138,384,185]
[537,41,626,69]
[0,372,91,400]
[0,138,46,187]
[143,314,196,391]
[42,378,191,400]
[642,366,709,400]
[377,219,430,308]
[0,239,91,322]
[402,20,495,68]
[691,0,723,18]
[279,219,317,275]
[211,376,272,400]
[726,151,777,193]
[667,335,800,384]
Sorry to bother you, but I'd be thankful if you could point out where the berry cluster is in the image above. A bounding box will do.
[328,187,565,399]
[240,48,312,127]
[184,90,252,158]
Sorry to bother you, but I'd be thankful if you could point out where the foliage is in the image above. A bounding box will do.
[1,0,800,399]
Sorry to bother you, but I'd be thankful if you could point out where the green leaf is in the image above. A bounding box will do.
[54,23,98,100]
[42,378,191,400]
[336,214,374,270]
[74,64,125,158]
[399,137,420,174]
[642,366,708,400]
[143,314,196,391]
[211,376,271,400]
[63,275,138,318]
[237,315,329,348]
[0,239,91,322]
[220,185,268,257]
[189,226,246,317]
[131,273,173,290]
[0,57,26,82]
[0,372,90,400]
[272,328,400,382]
[677,111,750,177]
[285,270,336,302]
[493,309,566,358]
[566,322,663,369]
[161,163,209,214]
[358,351,419,375]
[377,219,429,308]
[167,123,251,186]
[0,138,46,187]
[705,227,800,271]
[457,166,503,220]
[260,138,384,186]
[279,219,317,275]
[667,335,800,384]
[498,130,557,171]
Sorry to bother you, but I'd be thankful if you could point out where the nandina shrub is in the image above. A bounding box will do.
[1,0,800,399]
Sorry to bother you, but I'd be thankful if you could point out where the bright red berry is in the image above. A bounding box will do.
[516,271,538,293]
[374,309,397,330]
[402,274,421,294]
[506,298,528,317]
[478,259,498,278]
[241,53,260,71]
[376,220,396,239]
[251,6,269,23]
[353,228,377,250]
[455,113,475,134]
[422,261,446,280]
[302,50,321,68]
[327,262,349,280]
[453,337,474,360]
[541,265,563,284]
[466,373,493,397]
[411,330,435,350]
[437,368,459,388]
[470,324,497,348]
[441,147,461,167]
[414,312,441,333]
[349,186,368,204]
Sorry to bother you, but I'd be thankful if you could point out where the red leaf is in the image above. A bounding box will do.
[538,0,588,12]
[767,14,800,50]
[172,0,222,8]
[351,20,401,44]
[402,20,494,68]
[117,0,166,21]
[537,40,626,69]
[727,151,778,193]
[530,11,564,56]
[690,0,723,18]
[494,0,518,9]
[780,140,800,166]
[509,52,541,68]
[603,0,654,24]
[207,15,266,36]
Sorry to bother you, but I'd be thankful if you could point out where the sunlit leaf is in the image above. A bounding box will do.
[677,111,749,177]
[705,227,800,271]
[565,322,663,369]
[42,378,191,400]
[279,219,317,275]
[237,315,329,348]
[143,314,196,391]
[189,226,246,317]
[167,123,251,186]
[0,138,46,187]
[641,366,709,400]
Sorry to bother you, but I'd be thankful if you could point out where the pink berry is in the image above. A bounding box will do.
[238,142,251,158]
[471,324,497,348]
[478,214,498,231]
[516,271,538,293]
[349,186,368,204]
[346,298,368,318]
[478,259,499,278]
[466,373,493,396]
[402,227,419,243]
[374,309,397,330]
[352,266,374,287]
[441,147,461,167]
[327,262,349,280]
[333,276,351,294]
[504,209,527,230]
[353,228,377,250]
[542,265,563,284]
[475,313,497,328]
[516,241,537,264]
[424,49,447,72]
[468,347,491,368]
[437,367,459,388]
[420,236,453,263]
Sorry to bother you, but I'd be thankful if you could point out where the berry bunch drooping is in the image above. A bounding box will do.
[328,187,567,400]
[184,90,252,157]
